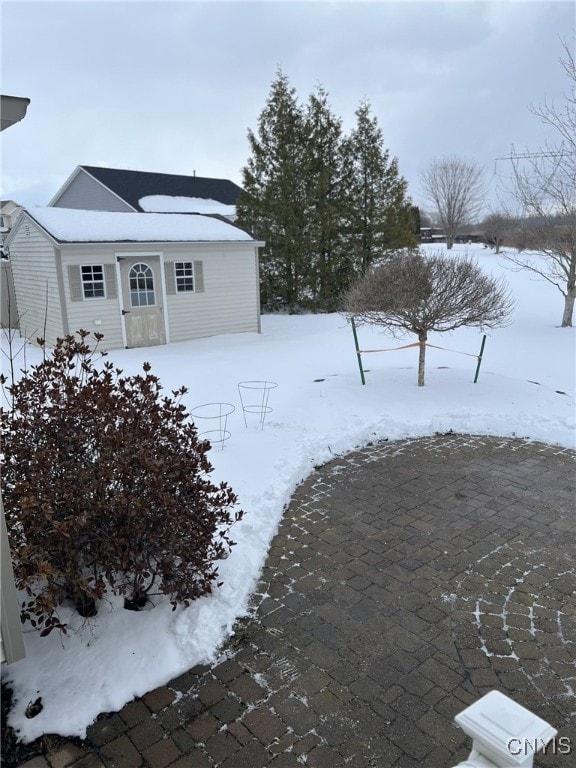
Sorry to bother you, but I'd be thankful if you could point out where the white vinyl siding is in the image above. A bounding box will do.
[7,220,64,346]
[8,221,260,352]
[164,245,260,343]
[51,170,134,212]
[61,248,124,349]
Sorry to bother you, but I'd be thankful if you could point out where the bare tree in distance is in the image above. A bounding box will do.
[420,156,486,249]
[481,211,514,254]
[344,249,514,386]
[500,41,576,327]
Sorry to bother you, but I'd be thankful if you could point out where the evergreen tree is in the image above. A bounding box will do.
[238,79,417,311]
[410,205,422,237]
[303,87,349,310]
[236,70,309,311]
[341,101,416,276]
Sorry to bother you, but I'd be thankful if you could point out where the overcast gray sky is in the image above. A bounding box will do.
[1,0,573,215]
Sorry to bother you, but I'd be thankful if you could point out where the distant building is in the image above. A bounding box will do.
[420,227,446,243]
[50,165,243,221]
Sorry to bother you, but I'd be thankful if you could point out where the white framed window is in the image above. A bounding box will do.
[174,261,195,292]
[164,260,203,295]
[81,265,106,299]
[129,262,156,306]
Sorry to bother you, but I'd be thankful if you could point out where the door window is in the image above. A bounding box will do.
[129,263,156,307]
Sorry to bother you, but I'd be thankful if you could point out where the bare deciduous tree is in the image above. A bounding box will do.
[344,250,514,386]
[502,42,576,327]
[533,41,576,155]
[481,211,514,254]
[420,156,486,249]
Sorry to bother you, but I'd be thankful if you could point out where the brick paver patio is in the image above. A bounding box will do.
[15,434,576,768]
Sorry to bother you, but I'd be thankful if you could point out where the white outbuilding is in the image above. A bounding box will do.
[5,207,263,350]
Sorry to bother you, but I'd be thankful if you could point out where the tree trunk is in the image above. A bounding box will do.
[561,292,574,327]
[417,331,427,386]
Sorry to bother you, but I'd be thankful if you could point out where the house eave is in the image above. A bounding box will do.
[4,210,60,249]
[54,239,266,248]
[0,95,30,132]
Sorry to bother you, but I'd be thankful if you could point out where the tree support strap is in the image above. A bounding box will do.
[351,318,487,384]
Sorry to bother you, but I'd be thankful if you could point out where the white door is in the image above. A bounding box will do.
[119,256,166,347]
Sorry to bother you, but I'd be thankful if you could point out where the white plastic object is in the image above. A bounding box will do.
[454,752,498,768]
[454,690,557,768]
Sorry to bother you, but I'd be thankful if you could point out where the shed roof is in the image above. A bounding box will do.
[80,165,244,211]
[23,207,254,243]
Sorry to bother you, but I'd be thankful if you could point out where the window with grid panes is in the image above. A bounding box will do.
[175,261,195,292]
[81,265,105,298]
[129,263,156,306]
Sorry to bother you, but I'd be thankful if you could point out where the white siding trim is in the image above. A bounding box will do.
[158,252,170,344]
[115,258,128,348]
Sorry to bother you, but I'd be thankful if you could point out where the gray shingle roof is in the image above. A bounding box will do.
[81,166,243,211]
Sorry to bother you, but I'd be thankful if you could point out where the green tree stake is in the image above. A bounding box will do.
[474,335,487,383]
[351,317,366,385]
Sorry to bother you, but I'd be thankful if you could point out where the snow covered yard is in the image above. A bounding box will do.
[1,243,575,742]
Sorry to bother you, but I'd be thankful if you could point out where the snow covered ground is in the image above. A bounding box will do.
[2,243,575,741]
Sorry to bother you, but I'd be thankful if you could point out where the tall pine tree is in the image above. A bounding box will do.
[341,101,416,276]
[236,71,309,310]
[238,79,417,311]
[303,86,349,310]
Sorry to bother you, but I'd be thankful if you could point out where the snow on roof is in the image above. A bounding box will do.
[139,195,236,216]
[26,207,252,243]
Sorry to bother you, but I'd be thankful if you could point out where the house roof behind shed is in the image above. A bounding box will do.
[24,207,254,243]
[81,166,244,211]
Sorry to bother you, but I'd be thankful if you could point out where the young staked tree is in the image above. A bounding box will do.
[419,156,486,249]
[502,42,576,327]
[342,101,417,276]
[236,70,309,310]
[344,250,514,386]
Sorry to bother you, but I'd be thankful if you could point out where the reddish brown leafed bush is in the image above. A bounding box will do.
[0,331,243,636]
